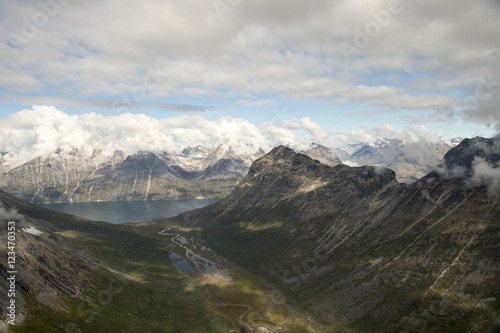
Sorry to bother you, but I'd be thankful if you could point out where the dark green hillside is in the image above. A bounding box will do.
[1,189,232,332]
[157,139,500,332]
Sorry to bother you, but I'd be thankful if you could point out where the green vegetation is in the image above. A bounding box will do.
[8,210,232,332]
[6,200,320,332]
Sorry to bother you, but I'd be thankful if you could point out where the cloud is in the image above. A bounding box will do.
[1,94,214,113]
[468,157,500,197]
[0,202,23,221]
[436,136,500,197]
[0,106,342,168]
[332,122,442,147]
[461,94,500,132]
[0,106,453,171]
[1,0,499,121]
[236,99,278,107]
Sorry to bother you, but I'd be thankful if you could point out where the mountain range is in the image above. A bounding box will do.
[334,138,459,183]
[1,136,499,332]
[158,136,500,332]
[0,144,260,204]
[0,139,456,204]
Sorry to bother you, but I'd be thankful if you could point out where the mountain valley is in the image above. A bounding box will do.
[1,136,498,332]
[157,136,500,332]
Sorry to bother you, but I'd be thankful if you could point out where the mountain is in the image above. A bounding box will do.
[0,145,261,203]
[335,138,458,183]
[0,143,342,204]
[0,189,124,328]
[158,137,500,332]
[439,137,500,178]
[1,186,322,331]
[0,189,242,331]
[196,144,256,181]
[301,143,342,167]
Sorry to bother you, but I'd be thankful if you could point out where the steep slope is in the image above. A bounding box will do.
[0,189,125,330]
[196,144,252,181]
[159,139,500,332]
[0,189,236,332]
[88,151,192,201]
[0,149,126,203]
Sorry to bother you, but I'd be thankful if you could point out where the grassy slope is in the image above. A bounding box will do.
[3,197,232,332]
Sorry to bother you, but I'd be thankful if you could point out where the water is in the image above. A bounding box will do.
[169,253,183,261]
[37,198,220,224]
[174,259,197,278]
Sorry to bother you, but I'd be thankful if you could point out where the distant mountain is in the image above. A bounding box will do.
[0,138,461,203]
[301,143,342,167]
[159,137,500,332]
[0,145,261,203]
[335,138,458,183]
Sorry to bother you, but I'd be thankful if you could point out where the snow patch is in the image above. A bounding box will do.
[22,226,44,236]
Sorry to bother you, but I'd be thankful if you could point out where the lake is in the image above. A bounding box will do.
[37,198,220,224]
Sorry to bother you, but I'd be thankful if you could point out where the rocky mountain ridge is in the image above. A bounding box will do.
[159,137,500,332]
[0,138,462,203]
[0,144,261,203]
[0,143,342,204]
[0,189,126,329]
[335,137,458,182]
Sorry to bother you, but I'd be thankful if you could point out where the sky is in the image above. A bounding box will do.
[0,0,499,166]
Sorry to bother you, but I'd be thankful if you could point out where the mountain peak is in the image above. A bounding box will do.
[253,145,310,169]
[302,143,342,166]
[269,145,296,157]
[438,136,500,196]
[442,136,500,171]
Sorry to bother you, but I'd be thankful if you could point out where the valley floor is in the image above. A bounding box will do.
[158,227,322,332]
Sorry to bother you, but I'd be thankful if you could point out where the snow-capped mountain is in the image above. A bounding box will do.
[0,145,262,203]
[300,143,342,167]
[334,138,461,183]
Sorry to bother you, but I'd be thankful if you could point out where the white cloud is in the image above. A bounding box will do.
[1,0,499,119]
[0,106,340,168]
[236,99,278,107]
[0,106,452,170]
[0,202,23,221]
[468,157,500,197]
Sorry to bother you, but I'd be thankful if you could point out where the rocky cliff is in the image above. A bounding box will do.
[0,189,126,330]
[0,145,260,203]
[160,137,500,332]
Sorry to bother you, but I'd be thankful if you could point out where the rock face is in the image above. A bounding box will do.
[162,137,500,332]
[0,145,261,203]
[335,138,456,183]
[439,137,500,180]
[0,189,120,328]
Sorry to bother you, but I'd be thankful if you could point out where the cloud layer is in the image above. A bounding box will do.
[1,0,499,124]
[0,106,446,169]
